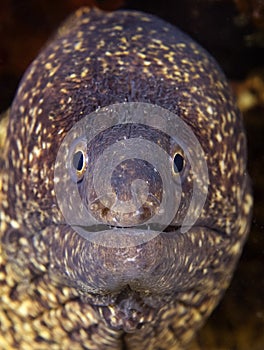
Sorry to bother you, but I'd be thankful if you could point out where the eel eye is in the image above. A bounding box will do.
[70,140,88,183]
[73,150,85,172]
[173,153,184,174]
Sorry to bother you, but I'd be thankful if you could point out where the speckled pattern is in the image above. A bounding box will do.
[0,7,253,350]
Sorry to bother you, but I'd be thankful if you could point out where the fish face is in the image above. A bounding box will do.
[0,7,253,348]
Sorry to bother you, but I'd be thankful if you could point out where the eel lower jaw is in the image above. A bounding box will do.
[49,223,230,333]
[93,285,158,332]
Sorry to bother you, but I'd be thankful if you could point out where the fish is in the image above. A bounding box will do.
[0,7,253,350]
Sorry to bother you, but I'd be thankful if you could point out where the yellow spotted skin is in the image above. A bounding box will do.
[0,7,252,350]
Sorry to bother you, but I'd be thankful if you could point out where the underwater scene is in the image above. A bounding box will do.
[0,1,263,349]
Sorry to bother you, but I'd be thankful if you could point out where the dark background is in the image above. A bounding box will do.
[0,1,263,349]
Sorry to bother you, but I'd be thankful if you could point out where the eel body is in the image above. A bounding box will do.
[0,7,252,350]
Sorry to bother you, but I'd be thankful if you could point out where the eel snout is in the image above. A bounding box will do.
[84,157,163,227]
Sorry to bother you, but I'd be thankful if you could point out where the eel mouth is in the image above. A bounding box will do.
[70,222,182,249]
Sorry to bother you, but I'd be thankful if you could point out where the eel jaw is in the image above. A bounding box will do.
[94,285,157,332]
[48,223,236,333]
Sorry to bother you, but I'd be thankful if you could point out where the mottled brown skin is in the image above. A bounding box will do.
[0,7,252,350]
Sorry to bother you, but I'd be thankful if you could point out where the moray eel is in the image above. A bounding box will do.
[0,7,253,350]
